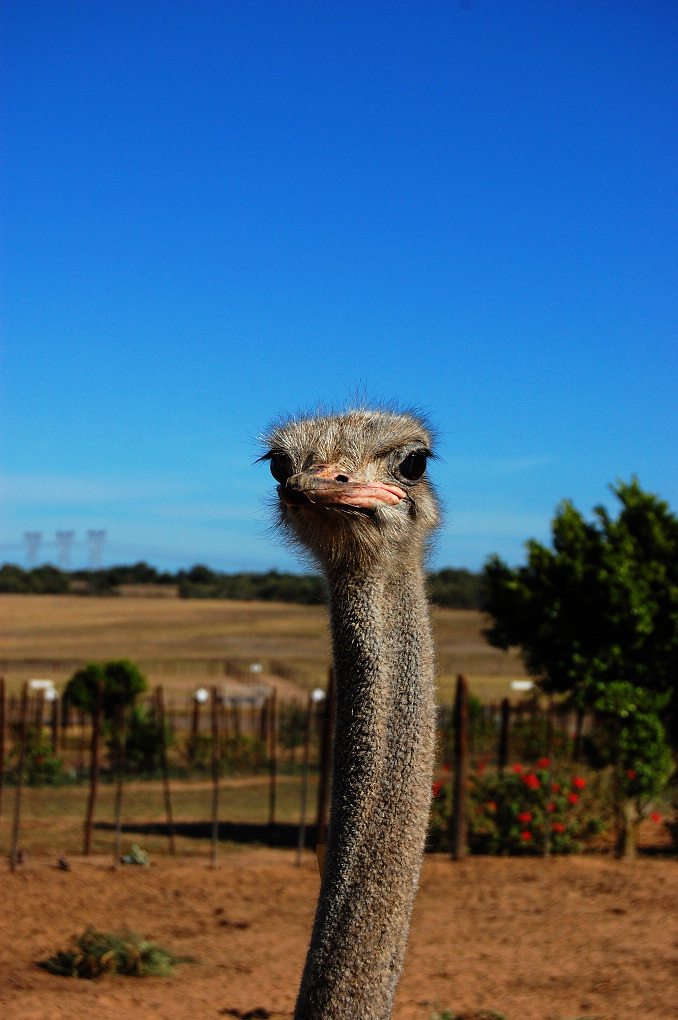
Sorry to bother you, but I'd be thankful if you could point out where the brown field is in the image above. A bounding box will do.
[0,594,526,703]
[1,850,677,1020]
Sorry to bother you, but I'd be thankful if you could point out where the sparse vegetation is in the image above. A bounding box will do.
[40,928,193,978]
[7,724,64,785]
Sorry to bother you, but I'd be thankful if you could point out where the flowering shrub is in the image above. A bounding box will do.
[428,760,605,855]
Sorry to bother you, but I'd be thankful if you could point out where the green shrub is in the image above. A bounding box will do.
[40,928,192,978]
[184,730,266,773]
[8,724,64,786]
[278,702,309,753]
[119,705,173,776]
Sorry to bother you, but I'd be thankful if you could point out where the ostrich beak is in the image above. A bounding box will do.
[280,463,406,509]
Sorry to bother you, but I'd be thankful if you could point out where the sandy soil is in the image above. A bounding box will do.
[1,849,676,1020]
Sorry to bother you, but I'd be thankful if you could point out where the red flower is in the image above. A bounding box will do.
[523,773,540,790]
[552,822,566,834]
[626,769,636,780]
[551,783,561,793]
[477,762,487,774]
[517,812,532,823]
[651,812,661,824]
[572,776,586,789]
[567,792,579,804]
[486,801,497,812]
[547,802,556,813]
[432,781,443,798]
[512,764,524,773]
[537,757,551,769]
[520,830,532,841]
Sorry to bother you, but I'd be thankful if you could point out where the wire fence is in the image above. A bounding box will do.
[0,673,653,864]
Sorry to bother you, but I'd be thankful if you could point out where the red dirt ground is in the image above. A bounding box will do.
[1,849,676,1020]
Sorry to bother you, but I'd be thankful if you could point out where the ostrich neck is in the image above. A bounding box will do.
[295,557,436,1020]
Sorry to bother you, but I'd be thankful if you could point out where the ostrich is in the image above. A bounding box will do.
[262,405,440,1020]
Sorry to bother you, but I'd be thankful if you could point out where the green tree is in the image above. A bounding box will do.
[483,479,678,743]
[64,659,148,720]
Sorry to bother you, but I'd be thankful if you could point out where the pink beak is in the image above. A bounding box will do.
[279,463,406,509]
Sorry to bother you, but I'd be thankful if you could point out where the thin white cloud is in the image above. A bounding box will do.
[0,473,189,505]
[0,472,262,508]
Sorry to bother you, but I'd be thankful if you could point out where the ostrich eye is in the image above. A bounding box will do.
[397,451,428,482]
[269,453,294,484]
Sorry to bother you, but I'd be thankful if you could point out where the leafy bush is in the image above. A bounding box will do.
[8,724,64,786]
[40,928,192,978]
[184,731,267,773]
[278,702,309,752]
[590,683,673,804]
[508,713,573,763]
[438,695,497,764]
[119,705,173,776]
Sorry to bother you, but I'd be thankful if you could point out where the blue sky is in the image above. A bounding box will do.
[1,1,677,574]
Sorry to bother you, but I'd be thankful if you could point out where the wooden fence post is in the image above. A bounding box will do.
[50,693,59,755]
[156,686,176,854]
[34,690,44,731]
[83,682,103,855]
[10,684,29,870]
[316,668,335,846]
[210,687,220,868]
[296,692,314,865]
[189,694,197,764]
[268,689,278,840]
[573,706,585,761]
[450,674,469,861]
[542,699,555,857]
[113,699,126,869]
[0,677,5,823]
[498,696,510,774]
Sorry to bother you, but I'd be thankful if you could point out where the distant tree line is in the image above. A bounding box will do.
[0,560,486,608]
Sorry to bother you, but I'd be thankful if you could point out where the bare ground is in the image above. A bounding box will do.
[1,849,676,1020]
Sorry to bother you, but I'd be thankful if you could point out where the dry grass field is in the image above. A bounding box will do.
[0,594,526,703]
[4,774,320,859]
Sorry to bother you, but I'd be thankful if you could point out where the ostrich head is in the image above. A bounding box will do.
[262,406,440,574]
